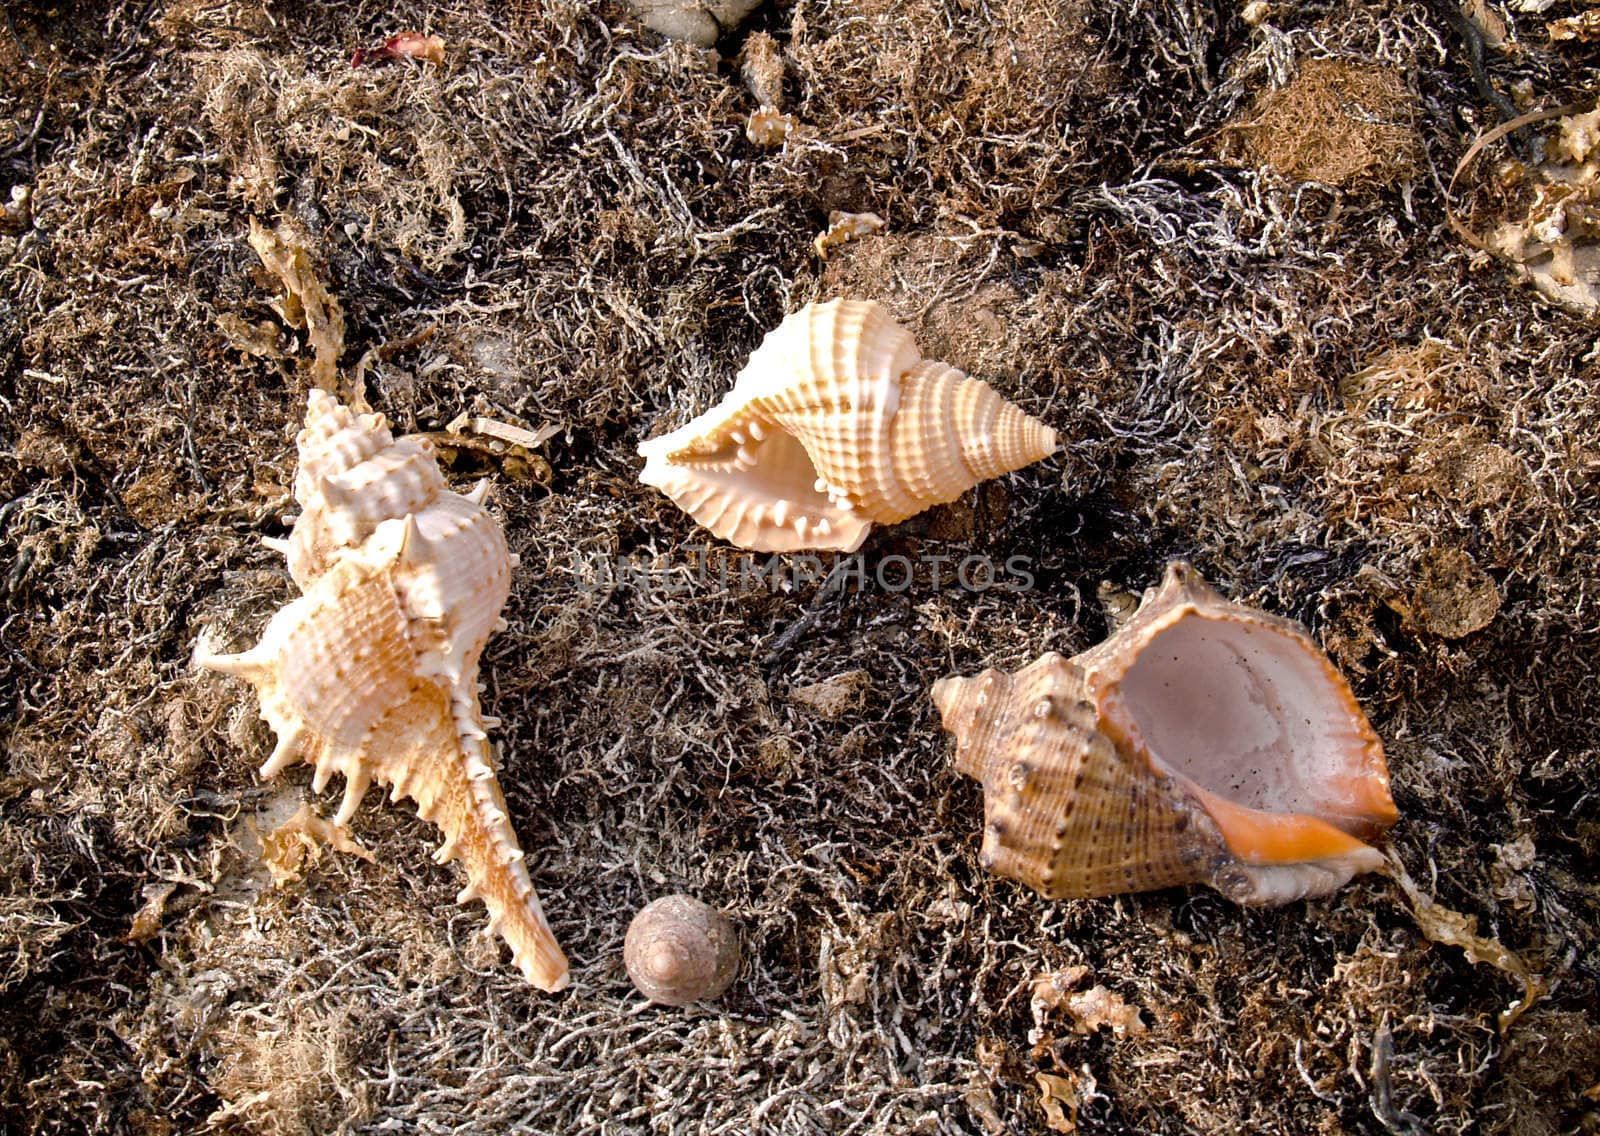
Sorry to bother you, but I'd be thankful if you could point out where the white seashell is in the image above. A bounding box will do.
[196,391,569,991]
[933,563,1399,906]
[638,299,1058,553]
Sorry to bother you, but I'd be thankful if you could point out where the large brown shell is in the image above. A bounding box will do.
[637,299,1058,552]
[196,391,569,991]
[933,563,1399,906]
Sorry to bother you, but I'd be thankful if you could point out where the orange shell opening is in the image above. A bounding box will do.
[1183,782,1377,864]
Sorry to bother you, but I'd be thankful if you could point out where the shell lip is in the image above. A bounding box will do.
[636,394,767,466]
[1179,780,1382,865]
[929,674,963,723]
[1085,572,1398,857]
[639,411,875,553]
[1092,664,1396,856]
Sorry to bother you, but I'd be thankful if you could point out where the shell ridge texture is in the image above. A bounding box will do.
[196,390,570,991]
[935,563,1399,907]
[638,298,1057,552]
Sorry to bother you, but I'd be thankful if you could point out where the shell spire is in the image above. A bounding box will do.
[934,563,1398,906]
[196,390,569,991]
[638,299,1057,552]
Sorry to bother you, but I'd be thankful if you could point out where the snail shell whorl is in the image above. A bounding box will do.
[637,298,1057,552]
[935,563,1399,907]
[287,391,448,588]
[624,895,741,1006]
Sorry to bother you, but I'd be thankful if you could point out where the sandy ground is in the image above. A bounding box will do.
[1,1,1597,1133]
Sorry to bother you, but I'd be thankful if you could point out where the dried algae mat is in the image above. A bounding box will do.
[1,1,1597,1133]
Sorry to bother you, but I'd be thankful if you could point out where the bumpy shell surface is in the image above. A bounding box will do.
[637,299,1058,552]
[933,563,1399,906]
[624,895,740,1006]
[196,391,569,991]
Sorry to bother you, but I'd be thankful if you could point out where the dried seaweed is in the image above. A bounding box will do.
[0,0,1596,1133]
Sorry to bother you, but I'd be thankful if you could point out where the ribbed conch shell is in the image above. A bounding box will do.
[195,391,570,991]
[637,299,1058,552]
[933,563,1399,906]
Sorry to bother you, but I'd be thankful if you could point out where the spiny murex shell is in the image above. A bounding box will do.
[637,298,1058,553]
[195,390,570,991]
[933,563,1399,906]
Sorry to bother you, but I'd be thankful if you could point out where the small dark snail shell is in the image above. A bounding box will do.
[624,895,740,1006]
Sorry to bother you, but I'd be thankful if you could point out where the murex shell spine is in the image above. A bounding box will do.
[196,391,569,991]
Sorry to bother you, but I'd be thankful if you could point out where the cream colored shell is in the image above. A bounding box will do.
[933,563,1399,906]
[196,391,569,991]
[637,299,1058,552]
